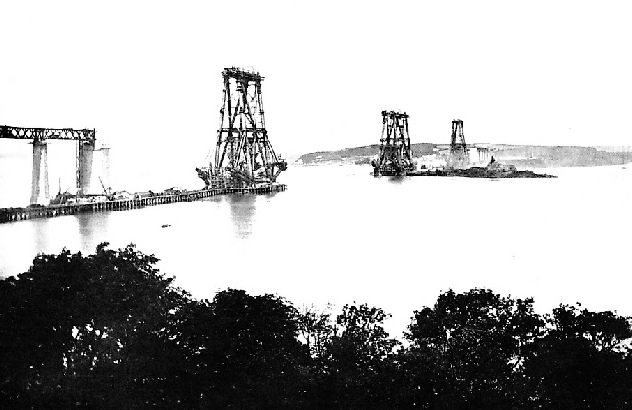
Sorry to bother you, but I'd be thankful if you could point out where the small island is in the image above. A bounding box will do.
[407,156,557,178]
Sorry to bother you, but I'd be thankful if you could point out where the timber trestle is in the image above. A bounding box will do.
[0,184,286,224]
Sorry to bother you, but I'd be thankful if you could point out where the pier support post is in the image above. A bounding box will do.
[30,140,50,205]
[77,141,95,195]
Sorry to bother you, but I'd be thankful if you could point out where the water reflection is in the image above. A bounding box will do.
[75,212,110,249]
[226,194,257,239]
[31,219,50,254]
[385,175,407,184]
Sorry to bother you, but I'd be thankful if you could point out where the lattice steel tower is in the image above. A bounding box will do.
[448,119,469,169]
[197,67,286,188]
[371,111,415,176]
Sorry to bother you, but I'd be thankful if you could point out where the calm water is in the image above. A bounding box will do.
[1,159,631,336]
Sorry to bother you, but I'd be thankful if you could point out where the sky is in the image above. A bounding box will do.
[1,0,631,167]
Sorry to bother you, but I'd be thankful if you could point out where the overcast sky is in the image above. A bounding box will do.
[1,0,631,164]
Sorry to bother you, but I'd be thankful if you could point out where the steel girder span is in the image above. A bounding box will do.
[0,125,97,203]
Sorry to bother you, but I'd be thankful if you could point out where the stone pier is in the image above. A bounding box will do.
[30,140,50,205]
[78,141,95,195]
[98,145,111,191]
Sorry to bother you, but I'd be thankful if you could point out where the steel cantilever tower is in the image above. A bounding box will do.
[197,67,287,188]
[448,119,469,169]
[371,111,415,176]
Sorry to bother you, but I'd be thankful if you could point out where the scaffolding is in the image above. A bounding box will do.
[371,111,415,176]
[447,119,469,169]
[197,67,287,189]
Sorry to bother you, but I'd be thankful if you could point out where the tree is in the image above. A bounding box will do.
[0,243,190,409]
[0,246,313,408]
[297,304,335,363]
[175,288,311,408]
[523,304,632,408]
[404,288,543,409]
[549,304,632,351]
[318,303,401,408]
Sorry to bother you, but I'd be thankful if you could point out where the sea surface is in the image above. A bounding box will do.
[1,149,631,336]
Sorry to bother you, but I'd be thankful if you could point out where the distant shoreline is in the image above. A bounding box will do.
[297,143,630,168]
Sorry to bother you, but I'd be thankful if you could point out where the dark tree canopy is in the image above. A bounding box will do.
[523,304,632,408]
[402,288,544,408]
[325,303,400,408]
[1,247,631,409]
[176,288,311,408]
[0,243,190,408]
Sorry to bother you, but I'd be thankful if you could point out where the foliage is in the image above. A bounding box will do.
[404,288,544,409]
[312,303,401,408]
[548,304,632,351]
[175,288,311,408]
[523,304,632,408]
[297,303,334,363]
[0,243,190,408]
[2,248,632,408]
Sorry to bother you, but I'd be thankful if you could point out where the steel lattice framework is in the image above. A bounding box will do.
[448,119,469,169]
[197,67,286,188]
[1,125,97,195]
[0,125,95,143]
[371,111,415,176]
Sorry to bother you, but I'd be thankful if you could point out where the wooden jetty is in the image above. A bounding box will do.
[0,184,286,224]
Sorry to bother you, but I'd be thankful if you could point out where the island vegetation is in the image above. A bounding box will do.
[1,245,631,408]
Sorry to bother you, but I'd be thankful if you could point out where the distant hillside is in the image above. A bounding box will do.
[297,144,629,168]
[487,145,628,168]
[298,143,434,165]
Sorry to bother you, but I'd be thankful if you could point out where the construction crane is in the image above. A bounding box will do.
[196,67,287,189]
[371,111,415,176]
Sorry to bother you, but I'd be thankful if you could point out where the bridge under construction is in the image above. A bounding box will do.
[196,67,287,189]
[0,67,288,224]
[0,125,107,205]
[371,111,415,176]
[369,114,554,178]
[447,119,469,169]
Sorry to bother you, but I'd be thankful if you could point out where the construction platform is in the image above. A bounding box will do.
[0,184,286,224]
